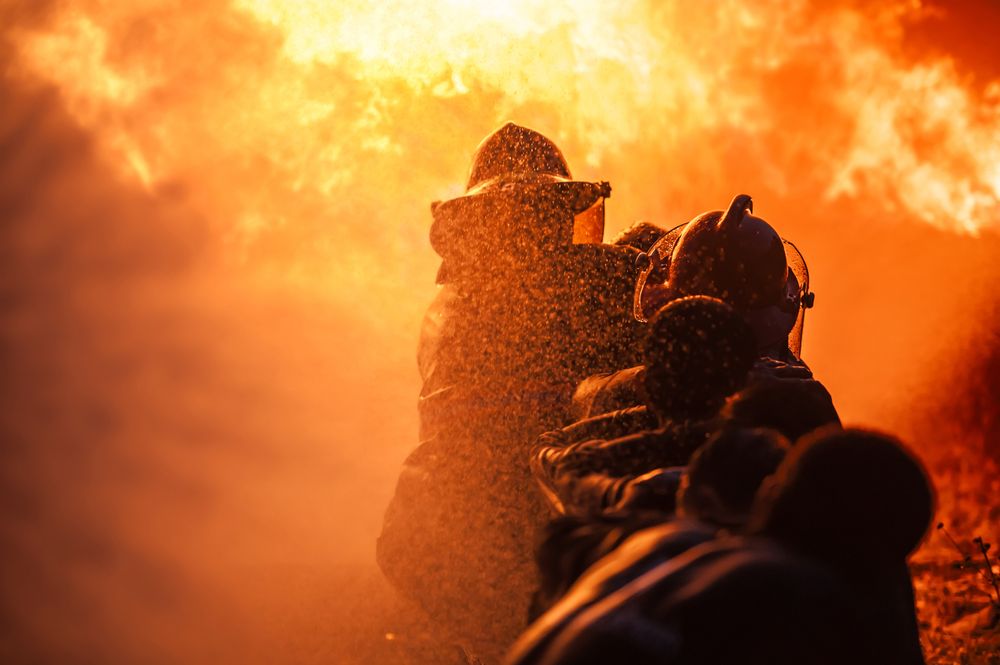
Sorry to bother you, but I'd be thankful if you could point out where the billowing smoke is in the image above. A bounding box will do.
[0,12,418,662]
[1,0,999,663]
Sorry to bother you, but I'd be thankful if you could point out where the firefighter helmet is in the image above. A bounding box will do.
[465,121,572,191]
[633,195,815,357]
[430,123,611,264]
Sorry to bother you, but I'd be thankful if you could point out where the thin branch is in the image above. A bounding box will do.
[937,522,972,565]
[972,537,1000,607]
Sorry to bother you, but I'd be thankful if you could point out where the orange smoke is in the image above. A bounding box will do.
[14,0,1000,243]
[9,0,998,422]
[1,0,999,663]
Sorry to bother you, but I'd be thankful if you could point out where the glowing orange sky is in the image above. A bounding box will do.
[13,1,1000,248]
[1,1,999,662]
[7,2,1000,402]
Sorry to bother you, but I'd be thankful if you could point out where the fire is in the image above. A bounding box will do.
[828,33,1000,234]
[10,0,1000,277]
[9,0,1000,544]
[4,2,1000,661]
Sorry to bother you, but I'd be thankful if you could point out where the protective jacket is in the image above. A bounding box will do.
[515,537,922,665]
[531,417,715,516]
[379,123,641,663]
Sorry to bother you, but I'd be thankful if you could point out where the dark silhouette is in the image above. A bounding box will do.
[525,427,789,631]
[720,377,840,442]
[378,123,640,663]
[510,518,717,665]
[635,194,812,358]
[573,194,831,420]
[520,428,933,665]
[531,297,757,516]
[610,220,669,253]
[610,221,670,288]
[641,296,759,422]
[672,427,789,527]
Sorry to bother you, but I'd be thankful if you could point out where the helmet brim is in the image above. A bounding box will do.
[432,177,609,220]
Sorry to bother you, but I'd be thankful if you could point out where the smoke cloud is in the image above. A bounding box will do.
[1,1,999,662]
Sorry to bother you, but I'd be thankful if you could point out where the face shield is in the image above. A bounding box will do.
[536,179,609,244]
[632,223,687,322]
[632,223,814,358]
[781,239,813,358]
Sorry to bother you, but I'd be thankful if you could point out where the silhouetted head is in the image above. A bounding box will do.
[464,122,571,189]
[750,427,935,574]
[677,427,790,529]
[430,123,612,280]
[632,195,815,357]
[721,379,841,442]
[613,221,670,288]
[641,296,758,421]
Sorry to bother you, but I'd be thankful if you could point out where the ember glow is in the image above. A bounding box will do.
[9,0,999,419]
[14,0,1000,246]
[1,0,999,663]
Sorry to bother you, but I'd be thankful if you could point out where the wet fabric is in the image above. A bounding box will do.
[380,239,642,662]
[571,355,836,423]
[608,467,686,513]
[378,413,548,662]
[532,420,716,516]
[539,405,657,448]
[529,500,686,620]
[420,245,642,403]
[526,537,914,665]
[525,428,931,665]
[720,375,841,442]
[508,519,717,665]
[570,367,646,421]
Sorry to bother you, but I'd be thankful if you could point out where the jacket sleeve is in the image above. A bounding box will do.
[571,366,646,420]
[531,408,657,515]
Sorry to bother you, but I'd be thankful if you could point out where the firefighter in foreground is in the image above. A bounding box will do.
[377,123,640,663]
[509,428,932,665]
[509,196,928,663]
[530,296,760,517]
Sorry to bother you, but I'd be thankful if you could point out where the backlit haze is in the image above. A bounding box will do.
[1,1,999,662]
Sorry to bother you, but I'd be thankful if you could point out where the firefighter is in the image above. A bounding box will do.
[572,193,834,421]
[378,123,641,663]
[531,296,759,517]
[524,427,790,630]
[511,428,932,665]
[418,122,641,409]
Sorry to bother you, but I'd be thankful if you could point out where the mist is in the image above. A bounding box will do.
[1,1,999,663]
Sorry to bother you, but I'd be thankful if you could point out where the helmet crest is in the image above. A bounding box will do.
[717,194,753,234]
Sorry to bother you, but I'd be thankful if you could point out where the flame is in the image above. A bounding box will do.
[828,23,1000,234]
[10,1,1000,283]
[4,1,1000,661]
